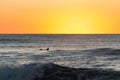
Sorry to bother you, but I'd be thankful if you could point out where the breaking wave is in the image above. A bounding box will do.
[0,63,120,80]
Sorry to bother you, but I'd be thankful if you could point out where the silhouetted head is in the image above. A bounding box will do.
[46,48,49,51]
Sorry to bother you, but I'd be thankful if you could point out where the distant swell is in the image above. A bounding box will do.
[0,39,30,43]
[87,48,120,55]
[0,63,120,80]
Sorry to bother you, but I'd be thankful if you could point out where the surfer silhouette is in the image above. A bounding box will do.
[39,48,49,51]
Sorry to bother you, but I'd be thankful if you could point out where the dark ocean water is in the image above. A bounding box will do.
[0,34,120,80]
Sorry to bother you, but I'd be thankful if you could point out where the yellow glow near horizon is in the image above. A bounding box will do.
[0,0,120,34]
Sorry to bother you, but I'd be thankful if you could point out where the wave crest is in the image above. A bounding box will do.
[0,63,120,80]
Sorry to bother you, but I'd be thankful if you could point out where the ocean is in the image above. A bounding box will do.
[0,34,120,80]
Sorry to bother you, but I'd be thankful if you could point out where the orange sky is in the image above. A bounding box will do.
[0,0,120,34]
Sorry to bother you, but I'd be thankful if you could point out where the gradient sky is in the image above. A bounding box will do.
[0,0,120,34]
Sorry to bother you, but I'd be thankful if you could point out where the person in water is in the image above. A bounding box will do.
[39,48,49,51]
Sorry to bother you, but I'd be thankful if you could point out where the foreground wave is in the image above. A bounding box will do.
[0,63,120,80]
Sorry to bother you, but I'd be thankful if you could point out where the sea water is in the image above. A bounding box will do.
[0,34,120,80]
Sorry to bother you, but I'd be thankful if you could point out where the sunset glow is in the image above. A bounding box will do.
[0,0,120,34]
